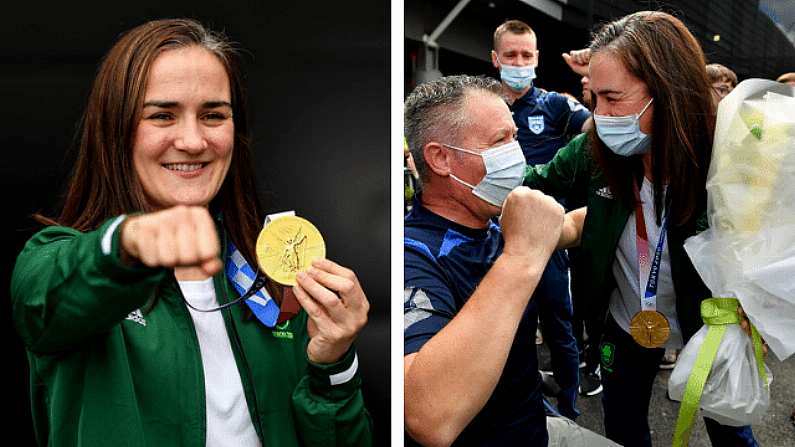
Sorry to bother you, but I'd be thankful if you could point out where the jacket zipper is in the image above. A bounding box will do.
[172,277,208,446]
[219,274,267,447]
[214,223,267,446]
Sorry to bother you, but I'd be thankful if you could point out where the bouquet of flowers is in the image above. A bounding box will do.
[668,79,795,445]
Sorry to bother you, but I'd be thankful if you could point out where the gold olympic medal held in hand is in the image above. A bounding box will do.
[256,216,326,286]
[629,310,671,348]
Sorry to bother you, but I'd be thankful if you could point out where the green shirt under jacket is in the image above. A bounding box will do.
[523,133,710,342]
[11,216,372,447]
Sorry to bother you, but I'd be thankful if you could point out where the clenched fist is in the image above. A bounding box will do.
[562,48,591,77]
[120,206,222,276]
[499,187,564,262]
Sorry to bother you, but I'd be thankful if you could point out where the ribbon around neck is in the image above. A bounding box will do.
[672,298,768,447]
[633,181,669,312]
[226,241,298,327]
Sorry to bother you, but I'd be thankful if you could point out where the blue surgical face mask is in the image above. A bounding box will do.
[444,140,526,208]
[593,98,654,156]
[496,55,536,92]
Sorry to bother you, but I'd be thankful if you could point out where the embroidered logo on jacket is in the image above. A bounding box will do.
[600,342,616,373]
[125,309,147,326]
[596,186,613,199]
[272,320,293,340]
[528,115,545,135]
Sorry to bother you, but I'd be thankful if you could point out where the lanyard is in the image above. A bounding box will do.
[634,182,668,311]
[226,241,281,327]
[180,212,301,327]
[181,240,281,328]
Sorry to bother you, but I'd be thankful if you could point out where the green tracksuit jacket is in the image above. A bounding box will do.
[11,216,372,447]
[523,133,711,342]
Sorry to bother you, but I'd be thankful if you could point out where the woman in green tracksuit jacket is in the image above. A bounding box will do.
[524,132,709,349]
[11,19,372,447]
[524,11,758,447]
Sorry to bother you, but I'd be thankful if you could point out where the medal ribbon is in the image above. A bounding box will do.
[226,241,281,327]
[672,298,768,447]
[634,182,668,311]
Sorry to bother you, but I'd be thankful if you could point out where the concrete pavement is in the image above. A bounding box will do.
[540,344,795,446]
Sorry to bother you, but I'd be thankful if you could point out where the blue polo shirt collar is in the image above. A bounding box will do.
[515,85,540,107]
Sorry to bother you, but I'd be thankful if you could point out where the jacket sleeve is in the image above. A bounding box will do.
[292,346,373,446]
[11,216,166,354]
[523,132,591,201]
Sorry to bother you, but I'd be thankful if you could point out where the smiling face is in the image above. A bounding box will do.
[589,51,654,135]
[132,45,234,211]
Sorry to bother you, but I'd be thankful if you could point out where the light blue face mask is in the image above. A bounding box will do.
[594,98,654,156]
[444,140,527,208]
[496,55,537,92]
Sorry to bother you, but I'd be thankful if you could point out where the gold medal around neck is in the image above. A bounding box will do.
[629,310,671,348]
[256,216,326,286]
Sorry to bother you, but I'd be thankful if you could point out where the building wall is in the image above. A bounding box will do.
[406,0,795,96]
[592,0,795,79]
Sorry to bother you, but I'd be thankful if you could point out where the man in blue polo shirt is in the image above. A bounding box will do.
[491,19,592,418]
[403,75,616,447]
[492,20,591,165]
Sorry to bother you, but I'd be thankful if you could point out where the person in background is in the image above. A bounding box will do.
[776,72,795,86]
[524,12,759,446]
[706,63,738,105]
[492,19,590,420]
[11,19,372,447]
[562,49,593,110]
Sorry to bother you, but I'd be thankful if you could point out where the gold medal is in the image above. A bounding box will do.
[629,310,671,348]
[256,216,326,286]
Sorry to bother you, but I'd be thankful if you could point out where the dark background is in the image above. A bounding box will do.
[1,1,390,444]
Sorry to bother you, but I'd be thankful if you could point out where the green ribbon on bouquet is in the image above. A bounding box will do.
[672,298,768,447]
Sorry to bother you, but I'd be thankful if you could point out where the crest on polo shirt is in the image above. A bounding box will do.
[528,115,545,135]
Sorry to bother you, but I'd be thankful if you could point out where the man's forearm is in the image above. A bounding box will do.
[404,254,546,446]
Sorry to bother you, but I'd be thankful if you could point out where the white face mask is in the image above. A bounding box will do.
[444,140,527,207]
[593,97,654,156]
[495,55,537,91]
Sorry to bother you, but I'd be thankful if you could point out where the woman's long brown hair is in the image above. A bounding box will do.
[589,11,716,227]
[40,19,265,280]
